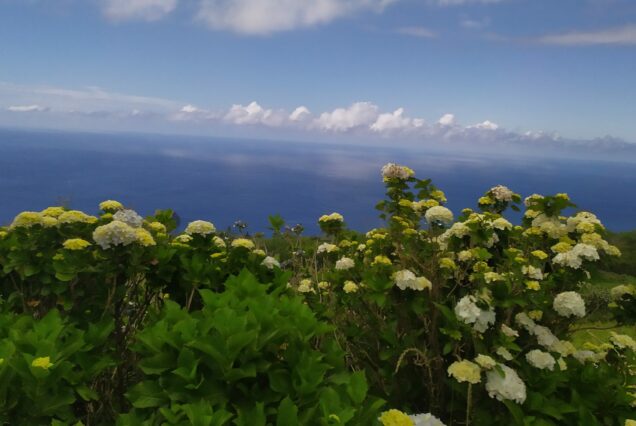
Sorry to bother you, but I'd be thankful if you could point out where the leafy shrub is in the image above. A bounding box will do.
[0,309,113,424]
[119,270,381,425]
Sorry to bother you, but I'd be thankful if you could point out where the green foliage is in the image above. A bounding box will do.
[120,270,380,425]
[0,309,113,424]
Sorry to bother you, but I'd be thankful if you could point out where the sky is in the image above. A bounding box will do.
[1,0,636,152]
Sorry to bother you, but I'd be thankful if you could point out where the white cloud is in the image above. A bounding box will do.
[434,0,505,5]
[181,104,200,114]
[224,101,288,126]
[196,0,397,35]
[314,102,380,132]
[102,0,178,22]
[460,17,490,29]
[536,25,636,46]
[289,106,311,121]
[7,104,48,112]
[370,108,424,132]
[470,120,499,130]
[396,26,436,38]
[437,113,455,126]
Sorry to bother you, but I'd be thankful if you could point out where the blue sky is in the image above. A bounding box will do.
[1,0,635,149]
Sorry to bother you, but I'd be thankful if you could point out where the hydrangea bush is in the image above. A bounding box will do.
[0,163,634,425]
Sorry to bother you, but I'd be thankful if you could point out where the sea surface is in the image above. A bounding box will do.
[1,128,635,233]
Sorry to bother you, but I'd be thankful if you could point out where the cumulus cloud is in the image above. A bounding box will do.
[7,104,48,112]
[102,0,178,22]
[370,108,424,132]
[438,113,456,126]
[289,106,311,122]
[536,25,636,46]
[224,101,290,127]
[396,26,436,38]
[469,120,499,130]
[196,0,397,35]
[314,102,380,132]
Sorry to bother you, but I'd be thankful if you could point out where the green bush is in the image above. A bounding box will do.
[119,270,381,425]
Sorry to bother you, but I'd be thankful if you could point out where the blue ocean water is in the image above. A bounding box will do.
[1,128,635,233]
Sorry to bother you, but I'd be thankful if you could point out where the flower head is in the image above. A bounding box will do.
[447,360,481,384]
[31,356,53,370]
[62,238,91,251]
[93,220,138,249]
[485,364,526,404]
[525,349,556,371]
[381,163,414,180]
[185,220,216,236]
[231,238,255,250]
[378,409,414,426]
[10,211,43,229]
[553,291,586,318]
[425,206,454,225]
[112,209,143,228]
[343,280,359,293]
[261,256,280,270]
[99,200,124,212]
[335,257,355,270]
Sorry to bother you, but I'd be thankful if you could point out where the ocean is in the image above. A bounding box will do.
[1,128,635,233]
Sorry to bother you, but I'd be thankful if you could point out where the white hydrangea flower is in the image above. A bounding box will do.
[317,242,339,254]
[112,209,143,228]
[490,185,514,202]
[381,163,414,180]
[553,291,586,318]
[394,270,432,291]
[522,265,543,280]
[335,257,355,270]
[425,206,454,225]
[566,211,602,233]
[261,256,280,270]
[532,214,567,238]
[93,220,138,249]
[409,413,447,426]
[532,325,559,349]
[525,349,556,371]
[185,220,216,236]
[485,364,527,404]
[501,324,519,338]
[573,350,606,364]
[492,217,513,231]
[524,193,543,207]
[514,312,536,331]
[455,295,495,333]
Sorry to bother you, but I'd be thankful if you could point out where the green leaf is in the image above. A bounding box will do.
[346,371,368,405]
[276,397,299,426]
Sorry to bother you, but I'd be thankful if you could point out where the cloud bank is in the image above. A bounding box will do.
[1,82,634,161]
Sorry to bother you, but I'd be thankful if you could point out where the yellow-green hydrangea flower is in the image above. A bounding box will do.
[378,409,414,426]
[231,238,255,250]
[99,200,124,212]
[430,190,447,203]
[318,212,344,222]
[297,279,315,293]
[135,229,156,247]
[478,196,494,205]
[185,220,216,236]
[531,250,548,260]
[63,238,92,251]
[525,280,541,291]
[447,360,481,384]
[372,255,392,266]
[41,206,65,217]
[528,310,543,321]
[174,234,193,244]
[147,221,167,233]
[10,211,42,229]
[474,354,497,370]
[343,280,359,294]
[58,210,98,225]
[31,356,53,369]
[0,230,7,239]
